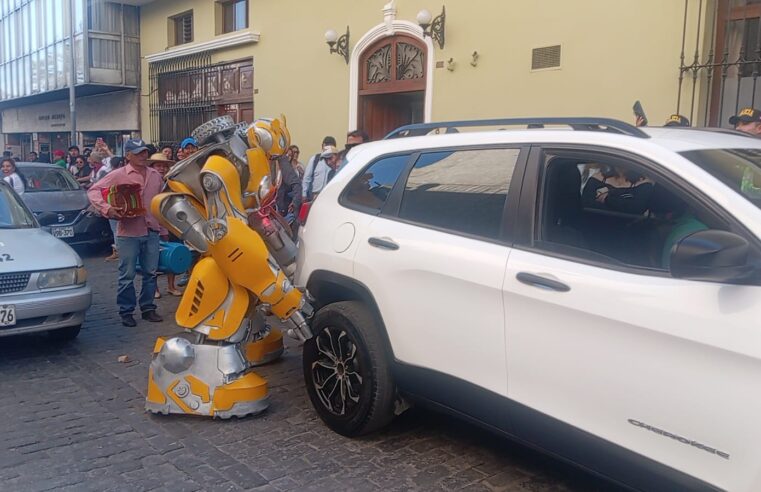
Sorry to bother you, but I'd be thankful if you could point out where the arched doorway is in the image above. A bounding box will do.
[358,35,427,140]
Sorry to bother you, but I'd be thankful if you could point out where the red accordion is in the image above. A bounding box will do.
[100,184,145,218]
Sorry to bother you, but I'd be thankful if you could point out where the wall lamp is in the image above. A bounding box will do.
[325,26,350,64]
[417,6,446,49]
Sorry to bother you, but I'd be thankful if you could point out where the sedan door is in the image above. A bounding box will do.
[353,147,525,422]
[503,146,761,491]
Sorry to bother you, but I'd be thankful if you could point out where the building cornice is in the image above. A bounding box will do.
[144,30,260,63]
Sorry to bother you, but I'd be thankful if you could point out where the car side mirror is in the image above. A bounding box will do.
[670,229,752,283]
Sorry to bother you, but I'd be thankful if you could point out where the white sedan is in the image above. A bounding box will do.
[0,180,91,340]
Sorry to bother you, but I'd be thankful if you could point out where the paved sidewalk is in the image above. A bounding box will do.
[0,252,619,491]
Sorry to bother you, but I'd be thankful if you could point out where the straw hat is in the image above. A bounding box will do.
[147,152,175,166]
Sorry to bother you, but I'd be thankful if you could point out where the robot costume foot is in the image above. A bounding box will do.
[146,334,269,419]
[245,326,284,367]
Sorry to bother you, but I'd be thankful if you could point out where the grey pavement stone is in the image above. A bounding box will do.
[0,252,619,492]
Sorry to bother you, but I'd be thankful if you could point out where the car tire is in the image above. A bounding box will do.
[191,115,237,146]
[303,301,396,437]
[48,324,81,341]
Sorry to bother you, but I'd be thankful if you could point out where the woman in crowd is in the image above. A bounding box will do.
[71,156,92,185]
[1,158,25,194]
[287,145,305,179]
[160,144,175,161]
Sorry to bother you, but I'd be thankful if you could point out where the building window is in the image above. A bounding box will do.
[221,0,248,34]
[171,11,193,46]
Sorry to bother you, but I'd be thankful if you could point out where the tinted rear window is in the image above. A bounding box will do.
[399,148,520,240]
[343,154,409,213]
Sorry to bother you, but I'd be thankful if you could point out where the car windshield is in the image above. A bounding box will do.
[20,167,80,192]
[680,148,761,211]
[0,184,36,229]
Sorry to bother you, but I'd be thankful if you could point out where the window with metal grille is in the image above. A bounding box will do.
[172,11,193,46]
[222,0,248,34]
[531,45,561,70]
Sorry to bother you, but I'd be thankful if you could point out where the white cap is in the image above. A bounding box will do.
[320,145,338,158]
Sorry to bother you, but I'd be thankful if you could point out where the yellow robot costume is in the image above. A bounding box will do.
[145,115,312,418]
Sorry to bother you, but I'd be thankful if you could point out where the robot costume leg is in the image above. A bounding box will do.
[146,257,273,418]
[146,333,269,419]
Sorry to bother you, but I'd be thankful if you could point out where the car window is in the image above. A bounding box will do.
[343,154,409,213]
[679,148,761,210]
[536,151,731,271]
[20,167,80,192]
[398,148,519,240]
[0,184,36,229]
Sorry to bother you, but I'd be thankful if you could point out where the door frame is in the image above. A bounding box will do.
[348,21,434,131]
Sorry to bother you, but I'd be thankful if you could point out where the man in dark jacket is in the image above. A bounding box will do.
[274,153,302,234]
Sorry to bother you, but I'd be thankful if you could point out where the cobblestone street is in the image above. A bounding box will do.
[0,251,620,492]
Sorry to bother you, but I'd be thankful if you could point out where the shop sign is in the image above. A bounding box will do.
[38,114,67,128]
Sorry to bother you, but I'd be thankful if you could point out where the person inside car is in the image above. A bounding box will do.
[582,165,654,215]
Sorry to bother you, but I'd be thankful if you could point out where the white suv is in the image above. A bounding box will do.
[294,118,761,492]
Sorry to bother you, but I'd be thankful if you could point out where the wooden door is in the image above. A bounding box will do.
[361,92,424,141]
[358,35,427,139]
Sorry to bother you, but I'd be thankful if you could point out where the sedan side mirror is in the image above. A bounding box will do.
[670,229,752,284]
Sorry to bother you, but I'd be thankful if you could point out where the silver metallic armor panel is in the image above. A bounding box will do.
[147,334,265,418]
[158,195,209,253]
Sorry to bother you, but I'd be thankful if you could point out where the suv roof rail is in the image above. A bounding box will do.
[664,126,755,137]
[384,117,650,139]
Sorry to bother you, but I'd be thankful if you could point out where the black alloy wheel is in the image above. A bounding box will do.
[303,301,396,436]
[312,326,363,416]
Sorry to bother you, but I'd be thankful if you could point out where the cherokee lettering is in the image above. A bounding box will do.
[628,419,730,460]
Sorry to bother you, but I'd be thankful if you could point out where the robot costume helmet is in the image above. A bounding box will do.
[247,115,291,157]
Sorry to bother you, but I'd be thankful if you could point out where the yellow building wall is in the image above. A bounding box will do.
[140,0,710,154]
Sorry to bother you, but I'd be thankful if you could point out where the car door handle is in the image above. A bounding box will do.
[368,237,399,251]
[516,272,570,292]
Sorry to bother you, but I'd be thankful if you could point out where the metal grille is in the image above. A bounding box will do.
[149,53,216,147]
[180,15,193,44]
[0,272,30,294]
[531,45,561,70]
[172,12,193,45]
[678,0,761,126]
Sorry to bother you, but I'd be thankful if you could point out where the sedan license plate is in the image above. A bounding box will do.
[0,305,16,326]
[51,226,74,238]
